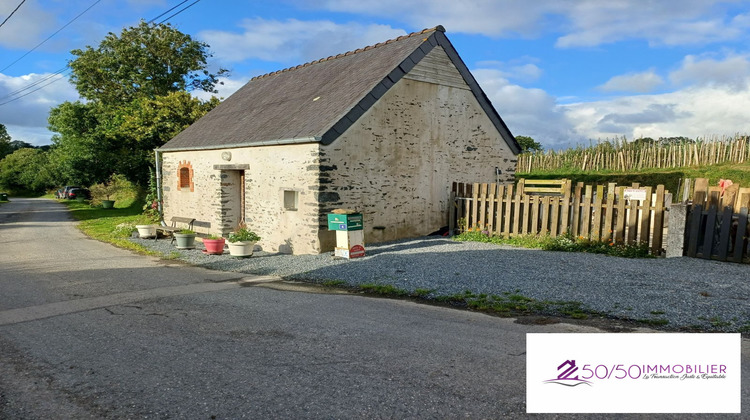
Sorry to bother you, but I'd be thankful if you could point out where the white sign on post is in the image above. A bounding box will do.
[623,188,647,201]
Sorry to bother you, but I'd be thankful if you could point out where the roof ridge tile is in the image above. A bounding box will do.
[249,26,443,81]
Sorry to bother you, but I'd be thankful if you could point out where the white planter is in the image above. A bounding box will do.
[136,224,157,238]
[228,241,256,257]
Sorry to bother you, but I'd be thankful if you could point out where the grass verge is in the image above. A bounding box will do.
[517,161,750,194]
[453,231,652,258]
[353,284,602,320]
[59,196,162,256]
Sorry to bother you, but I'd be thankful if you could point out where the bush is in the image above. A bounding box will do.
[89,173,135,205]
[454,231,652,258]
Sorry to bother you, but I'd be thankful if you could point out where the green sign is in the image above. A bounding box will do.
[327,213,363,231]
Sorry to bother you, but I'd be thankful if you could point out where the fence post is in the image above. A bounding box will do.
[666,203,688,258]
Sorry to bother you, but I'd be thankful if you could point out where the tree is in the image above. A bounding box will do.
[0,123,11,160]
[0,148,55,193]
[48,101,113,186]
[515,135,544,153]
[69,20,226,104]
[50,21,225,185]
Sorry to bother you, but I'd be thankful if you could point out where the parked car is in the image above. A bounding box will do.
[67,188,90,200]
[59,186,80,199]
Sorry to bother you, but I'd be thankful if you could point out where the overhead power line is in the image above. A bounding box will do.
[0,0,102,73]
[158,0,201,24]
[0,0,204,107]
[148,0,189,23]
[0,0,26,29]
[0,65,70,102]
[0,70,70,106]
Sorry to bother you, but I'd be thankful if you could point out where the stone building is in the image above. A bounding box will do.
[158,26,520,254]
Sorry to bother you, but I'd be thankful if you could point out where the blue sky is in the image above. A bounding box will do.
[2,0,750,149]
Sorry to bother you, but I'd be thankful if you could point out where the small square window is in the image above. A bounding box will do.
[284,190,298,210]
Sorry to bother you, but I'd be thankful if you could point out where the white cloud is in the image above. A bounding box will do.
[475,59,543,83]
[307,0,564,37]
[199,19,406,65]
[598,70,664,93]
[0,72,79,145]
[306,0,748,47]
[476,65,750,149]
[670,53,750,90]
[191,76,249,101]
[555,0,745,48]
[473,68,577,148]
[0,0,57,50]
[564,87,750,143]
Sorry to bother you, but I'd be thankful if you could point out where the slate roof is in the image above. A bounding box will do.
[160,26,520,154]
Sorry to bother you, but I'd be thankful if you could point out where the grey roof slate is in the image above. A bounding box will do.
[160,26,520,154]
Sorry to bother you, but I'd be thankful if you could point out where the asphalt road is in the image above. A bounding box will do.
[0,198,748,419]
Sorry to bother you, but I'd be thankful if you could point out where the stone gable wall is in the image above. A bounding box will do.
[318,52,516,247]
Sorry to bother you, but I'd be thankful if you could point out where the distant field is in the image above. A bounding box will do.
[517,161,750,194]
[516,136,750,193]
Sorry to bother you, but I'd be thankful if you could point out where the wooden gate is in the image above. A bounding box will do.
[449,179,671,255]
[685,205,749,263]
[678,178,750,263]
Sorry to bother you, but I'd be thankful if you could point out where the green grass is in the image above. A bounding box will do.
[430,290,605,319]
[518,161,750,195]
[322,279,347,287]
[359,283,410,296]
[638,318,670,326]
[453,231,652,258]
[59,195,161,256]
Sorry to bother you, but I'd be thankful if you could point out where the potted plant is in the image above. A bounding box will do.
[227,226,261,257]
[135,224,157,238]
[174,229,197,249]
[203,234,226,255]
[90,174,129,209]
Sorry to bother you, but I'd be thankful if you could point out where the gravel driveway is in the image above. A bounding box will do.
[131,236,750,332]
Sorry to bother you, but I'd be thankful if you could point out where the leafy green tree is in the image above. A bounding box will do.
[69,20,226,104]
[0,148,55,193]
[515,135,544,153]
[50,21,225,186]
[48,101,113,186]
[0,123,11,160]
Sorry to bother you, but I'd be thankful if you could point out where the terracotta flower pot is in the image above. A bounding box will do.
[203,238,226,255]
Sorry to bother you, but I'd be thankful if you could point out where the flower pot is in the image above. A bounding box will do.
[101,200,115,209]
[228,241,256,258]
[203,238,226,255]
[174,232,196,249]
[136,224,156,239]
[76,196,85,203]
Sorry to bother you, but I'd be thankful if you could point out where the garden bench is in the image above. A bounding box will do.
[156,217,195,243]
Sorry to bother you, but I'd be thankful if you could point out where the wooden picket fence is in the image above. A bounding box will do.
[449,179,671,255]
[516,135,750,173]
[681,178,750,263]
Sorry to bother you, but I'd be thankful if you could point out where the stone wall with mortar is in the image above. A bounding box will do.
[317,48,516,248]
[161,143,322,254]
[162,47,516,254]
